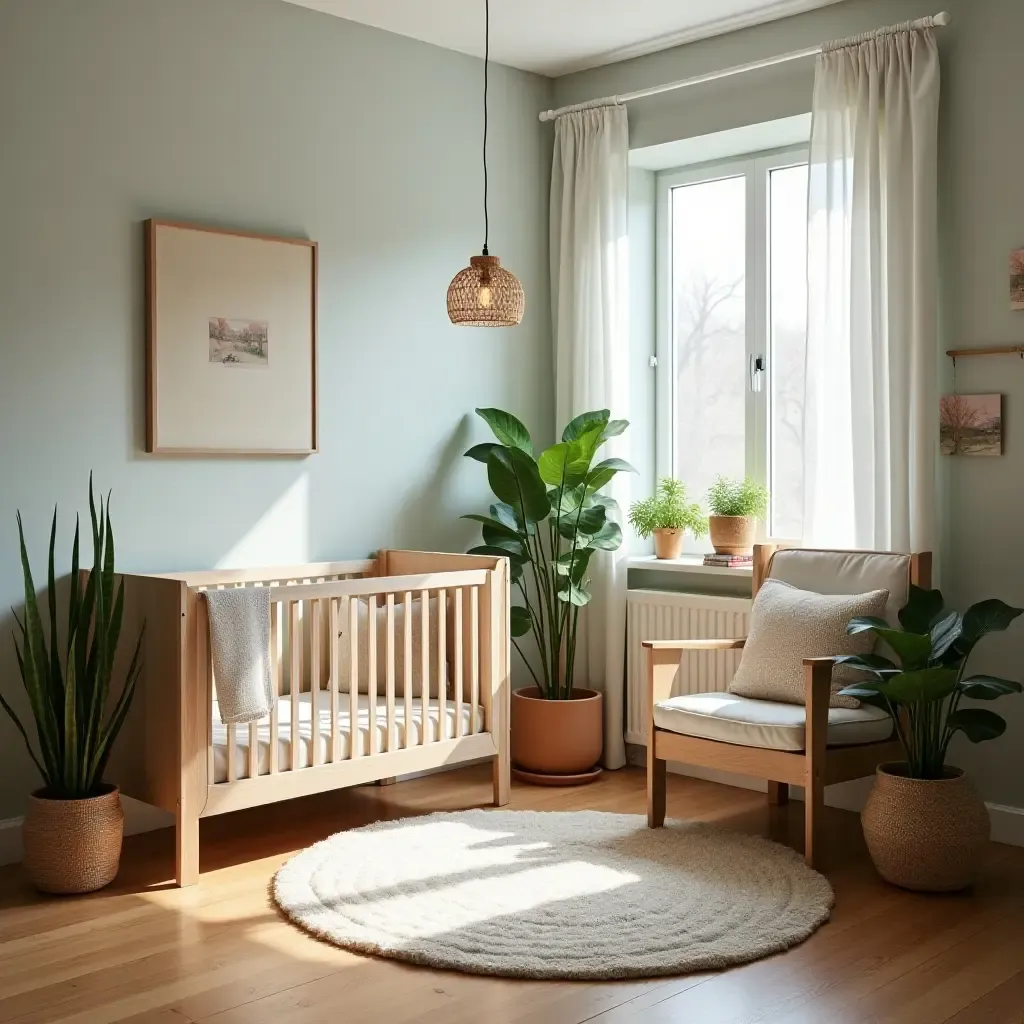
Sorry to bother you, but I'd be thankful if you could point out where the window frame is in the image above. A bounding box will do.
[654,145,809,540]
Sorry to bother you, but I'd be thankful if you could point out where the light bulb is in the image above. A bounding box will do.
[478,284,493,309]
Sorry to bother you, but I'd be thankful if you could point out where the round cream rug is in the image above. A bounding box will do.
[273,810,833,979]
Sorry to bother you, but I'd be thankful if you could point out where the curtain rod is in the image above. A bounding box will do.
[538,10,951,122]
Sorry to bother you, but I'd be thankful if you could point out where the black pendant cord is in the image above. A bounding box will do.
[482,0,489,256]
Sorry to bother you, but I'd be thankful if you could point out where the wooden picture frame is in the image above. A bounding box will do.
[145,219,318,455]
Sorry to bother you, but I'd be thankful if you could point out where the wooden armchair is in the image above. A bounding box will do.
[644,544,932,867]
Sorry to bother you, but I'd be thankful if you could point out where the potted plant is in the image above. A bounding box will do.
[837,586,1022,891]
[462,407,633,783]
[705,476,768,555]
[628,478,707,559]
[0,480,143,894]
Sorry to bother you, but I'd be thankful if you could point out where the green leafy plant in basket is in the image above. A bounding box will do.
[1,478,144,800]
[461,407,634,700]
[628,478,708,540]
[706,476,769,518]
[836,586,1023,779]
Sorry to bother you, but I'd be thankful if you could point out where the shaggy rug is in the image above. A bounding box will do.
[273,810,834,980]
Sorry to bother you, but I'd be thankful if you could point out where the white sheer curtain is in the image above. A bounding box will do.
[550,105,629,769]
[803,27,940,552]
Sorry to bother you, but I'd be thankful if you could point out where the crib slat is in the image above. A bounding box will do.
[290,602,301,771]
[403,591,413,748]
[385,594,396,752]
[420,589,431,745]
[368,595,378,754]
[349,596,360,759]
[470,586,480,734]
[311,600,322,767]
[227,721,237,783]
[454,588,463,738]
[330,598,340,762]
[270,603,281,774]
[248,719,259,779]
[437,588,447,741]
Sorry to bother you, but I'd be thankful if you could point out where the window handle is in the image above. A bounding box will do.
[749,354,765,394]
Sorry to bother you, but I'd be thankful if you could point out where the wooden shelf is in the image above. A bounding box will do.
[946,345,1024,359]
[626,554,753,578]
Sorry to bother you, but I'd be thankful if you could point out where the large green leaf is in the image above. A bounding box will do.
[561,409,609,443]
[600,419,629,442]
[583,521,622,551]
[929,610,962,660]
[558,504,607,540]
[959,599,1024,650]
[480,528,526,558]
[554,548,593,584]
[465,442,502,463]
[491,502,530,535]
[537,441,595,487]
[947,707,1007,743]
[833,653,900,678]
[873,628,934,670]
[847,615,890,635]
[510,606,533,638]
[884,667,958,704]
[476,408,533,454]
[898,585,945,634]
[958,675,1024,700]
[586,458,636,493]
[486,447,550,523]
[556,581,592,607]
[461,513,521,541]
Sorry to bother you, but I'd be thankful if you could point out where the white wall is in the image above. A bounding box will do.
[0,0,553,820]
[559,0,1024,814]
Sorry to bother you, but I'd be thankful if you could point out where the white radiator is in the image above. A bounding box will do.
[625,589,751,745]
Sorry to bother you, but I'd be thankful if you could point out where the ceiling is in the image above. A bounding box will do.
[281,0,846,76]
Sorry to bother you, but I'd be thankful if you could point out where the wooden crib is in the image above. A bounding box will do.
[117,550,510,886]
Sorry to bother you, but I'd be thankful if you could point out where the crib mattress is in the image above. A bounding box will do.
[211,693,485,783]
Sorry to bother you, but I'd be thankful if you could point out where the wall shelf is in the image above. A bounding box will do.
[946,345,1024,359]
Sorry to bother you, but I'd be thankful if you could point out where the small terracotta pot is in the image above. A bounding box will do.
[653,528,685,560]
[861,763,989,892]
[511,687,603,778]
[23,785,124,894]
[708,516,757,555]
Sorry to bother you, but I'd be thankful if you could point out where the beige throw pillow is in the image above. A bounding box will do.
[728,579,889,709]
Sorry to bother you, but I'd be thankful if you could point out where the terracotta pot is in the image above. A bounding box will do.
[511,687,603,778]
[653,528,685,560]
[861,763,989,892]
[708,515,757,555]
[23,785,124,894]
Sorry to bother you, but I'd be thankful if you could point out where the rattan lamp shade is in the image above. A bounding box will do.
[447,255,524,327]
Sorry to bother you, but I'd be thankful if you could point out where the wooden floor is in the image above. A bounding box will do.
[1,766,1022,1024]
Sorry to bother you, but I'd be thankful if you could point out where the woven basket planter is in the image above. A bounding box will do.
[861,763,989,892]
[23,785,124,894]
[708,516,756,555]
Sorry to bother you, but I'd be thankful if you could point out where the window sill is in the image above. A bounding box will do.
[625,554,753,578]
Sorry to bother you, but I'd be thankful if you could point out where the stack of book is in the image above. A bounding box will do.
[703,552,754,568]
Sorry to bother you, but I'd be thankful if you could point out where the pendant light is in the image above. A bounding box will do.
[447,0,524,327]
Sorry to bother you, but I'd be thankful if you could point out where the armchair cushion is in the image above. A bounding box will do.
[728,579,888,708]
[653,692,892,751]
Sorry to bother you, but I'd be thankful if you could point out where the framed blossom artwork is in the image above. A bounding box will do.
[939,393,1002,456]
[1012,249,1024,310]
[145,220,318,455]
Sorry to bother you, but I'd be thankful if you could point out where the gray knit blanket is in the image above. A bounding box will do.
[204,586,273,725]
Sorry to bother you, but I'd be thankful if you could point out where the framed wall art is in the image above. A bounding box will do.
[145,219,318,454]
[939,393,1003,456]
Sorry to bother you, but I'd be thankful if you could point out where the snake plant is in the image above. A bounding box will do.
[1,479,143,799]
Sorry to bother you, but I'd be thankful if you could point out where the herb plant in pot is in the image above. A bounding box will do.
[628,478,707,559]
[706,476,768,555]
[837,586,1022,892]
[462,407,633,783]
[1,481,143,894]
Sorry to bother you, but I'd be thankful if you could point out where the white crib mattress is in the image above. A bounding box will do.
[211,693,485,783]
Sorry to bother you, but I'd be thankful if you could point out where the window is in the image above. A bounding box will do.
[656,149,809,544]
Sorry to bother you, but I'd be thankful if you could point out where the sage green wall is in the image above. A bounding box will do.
[0,0,553,820]
[559,0,1024,813]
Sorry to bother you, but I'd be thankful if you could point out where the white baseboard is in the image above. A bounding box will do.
[624,743,1024,848]
[0,797,173,867]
